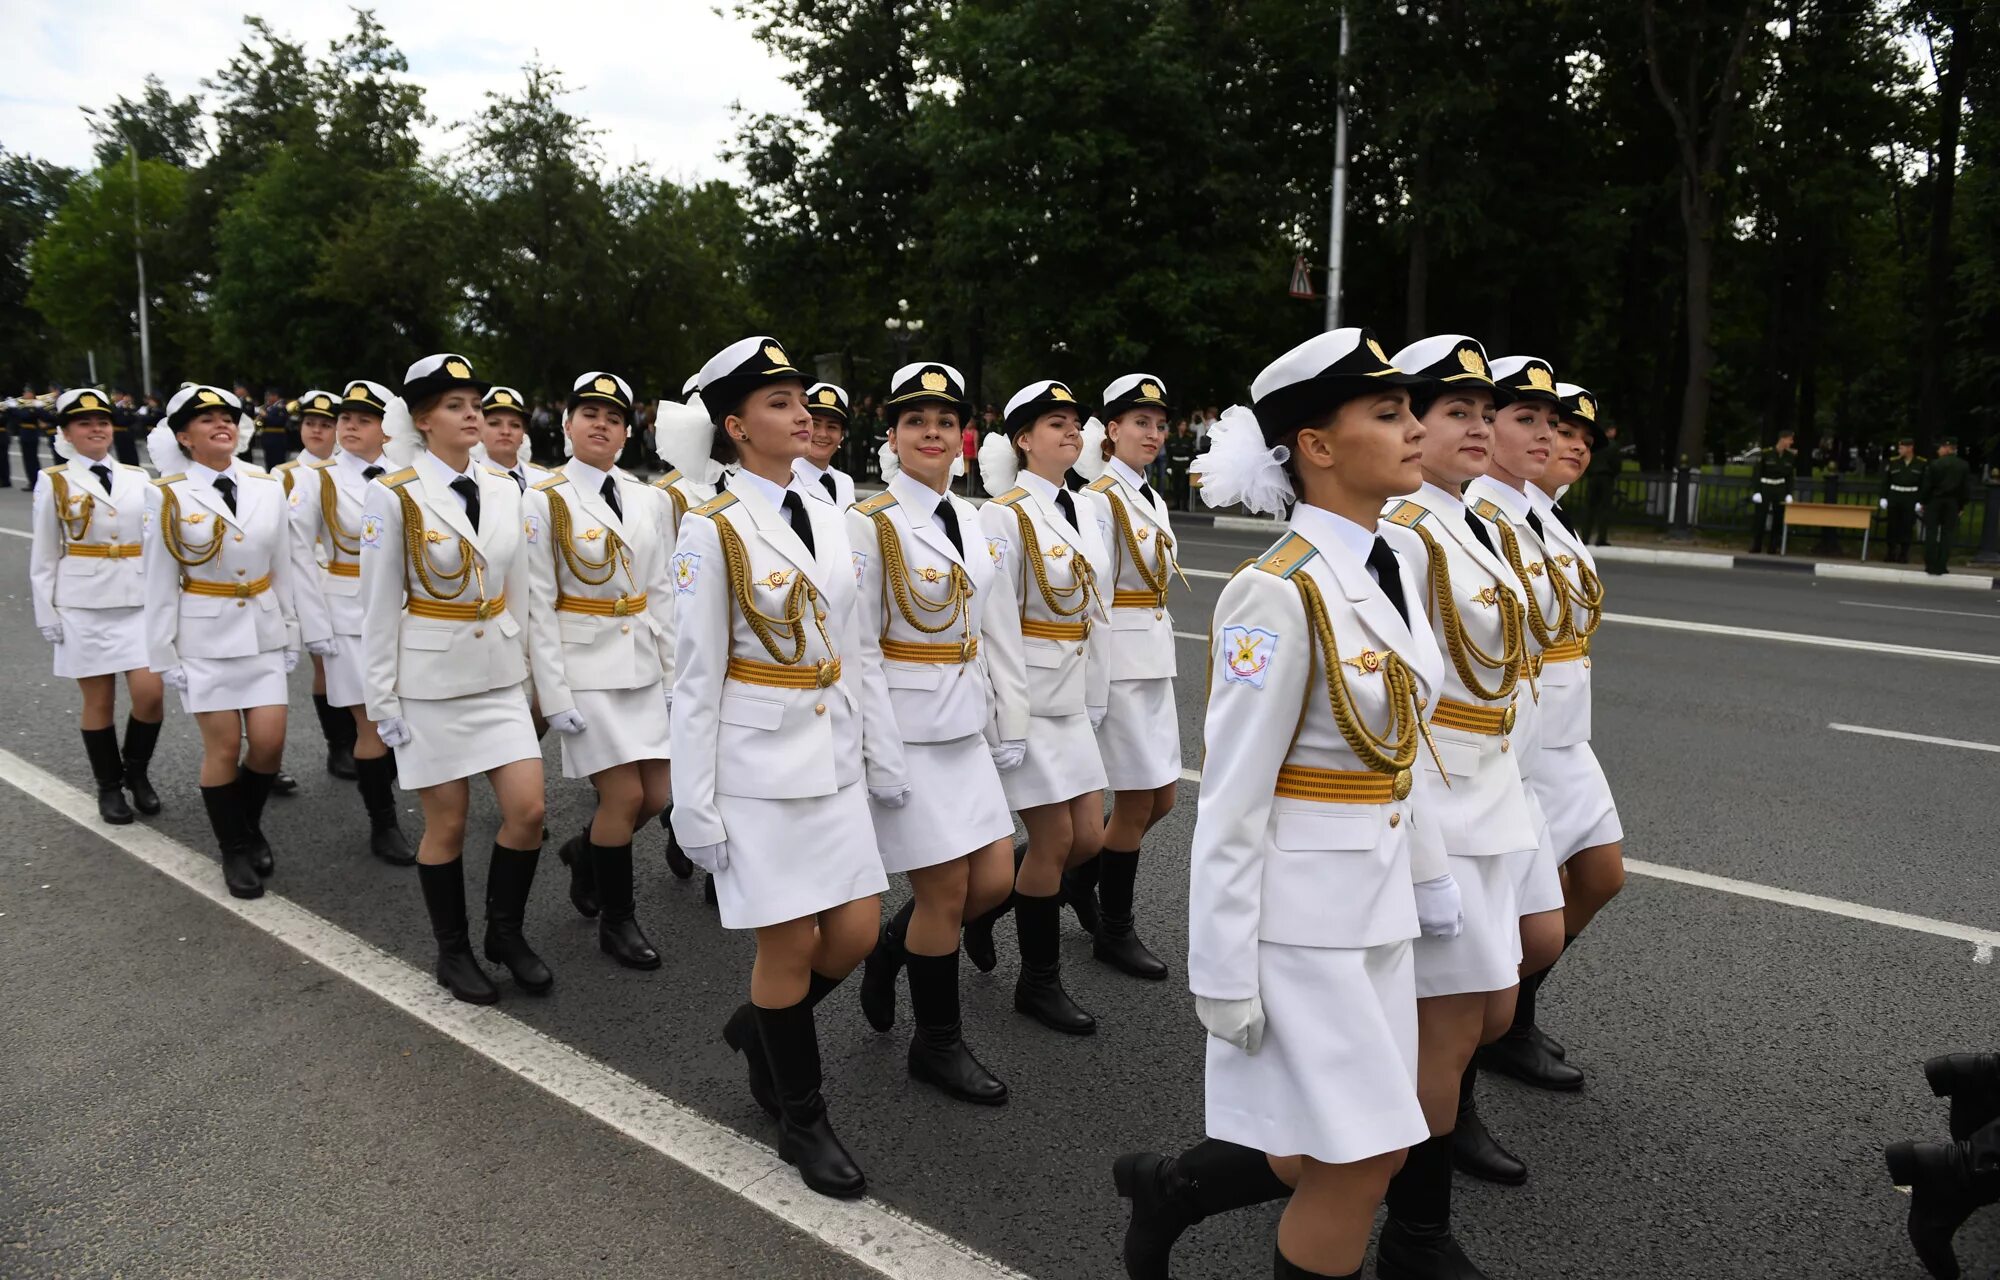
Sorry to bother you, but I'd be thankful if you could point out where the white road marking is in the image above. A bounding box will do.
[1827,723,2000,754]
[0,747,1030,1280]
[1169,766,2000,958]
[0,525,28,541]
[1840,599,2000,620]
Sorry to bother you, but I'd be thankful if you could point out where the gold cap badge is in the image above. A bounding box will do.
[79,393,101,409]
[197,390,221,406]
[492,391,514,407]
[1526,365,1555,392]
[1577,395,1596,421]
[921,370,948,392]
[1139,381,1162,400]
[1049,384,1073,402]
[817,388,838,406]
[1367,338,1389,363]
[1457,347,1488,378]
[763,343,790,367]
[593,376,617,395]
[445,358,471,379]
[312,395,330,410]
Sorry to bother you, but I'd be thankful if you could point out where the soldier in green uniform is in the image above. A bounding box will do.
[1878,437,1925,564]
[1920,437,1973,576]
[1748,428,1799,554]
[1580,420,1620,546]
[1163,418,1196,509]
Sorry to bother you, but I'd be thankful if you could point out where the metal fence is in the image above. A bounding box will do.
[1600,470,1991,558]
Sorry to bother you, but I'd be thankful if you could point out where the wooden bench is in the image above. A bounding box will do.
[1780,500,1875,558]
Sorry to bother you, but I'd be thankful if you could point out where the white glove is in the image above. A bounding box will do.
[376,716,412,748]
[990,739,1027,772]
[160,667,188,692]
[1783,493,1793,505]
[306,637,340,657]
[685,840,730,873]
[1196,994,1267,1054]
[282,648,301,673]
[1879,498,1889,510]
[1750,492,1762,505]
[548,708,588,735]
[1414,872,1464,939]
[1088,704,1108,731]
[869,784,911,809]
[39,624,62,644]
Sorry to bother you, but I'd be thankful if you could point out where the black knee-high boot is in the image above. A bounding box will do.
[1092,847,1167,980]
[859,898,915,1032]
[752,978,865,1198]
[723,971,840,1121]
[905,947,1006,1105]
[660,803,694,878]
[1274,1248,1356,1279]
[556,827,598,918]
[1926,1053,2000,1140]
[1380,1133,1491,1278]
[314,694,357,779]
[594,839,660,969]
[1061,851,1102,935]
[961,842,1024,972]
[200,781,261,899]
[1886,1131,2000,1280]
[1477,951,1582,1091]
[355,753,414,864]
[418,859,498,1004]
[1451,1058,1525,1185]
[236,766,278,877]
[82,727,133,824]
[1013,891,1095,1034]
[1113,1138,1292,1280]
[120,716,162,815]
[483,843,553,992]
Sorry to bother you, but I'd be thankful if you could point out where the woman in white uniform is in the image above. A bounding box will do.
[277,390,356,781]
[1373,335,1539,1277]
[357,353,547,1005]
[796,382,858,508]
[31,387,165,823]
[1462,355,1586,1109]
[476,386,549,493]
[527,370,671,971]
[143,386,300,900]
[1066,374,1185,981]
[1114,329,1461,1280]
[288,379,415,866]
[671,335,909,1199]
[849,361,1026,1106]
[969,380,1111,1035]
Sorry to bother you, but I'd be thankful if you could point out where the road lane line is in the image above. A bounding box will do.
[1827,723,2000,754]
[1166,766,2000,956]
[0,747,1030,1280]
[0,526,28,541]
[1840,599,2000,620]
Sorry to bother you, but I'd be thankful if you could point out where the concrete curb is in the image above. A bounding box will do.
[1590,544,2000,591]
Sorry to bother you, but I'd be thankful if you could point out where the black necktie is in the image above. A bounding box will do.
[600,475,622,521]
[213,475,237,514]
[935,498,964,558]
[510,469,526,493]
[783,490,815,557]
[1139,480,1157,506]
[363,465,384,482]
[820,472,838,503]
[1056,490,1078,529]
[1464,508,1497,556]
[1526,510,1546,541]
[1552,502,1576,536]
[450,477,481,532]
[1367,536,1410,628]
[90,463,111,491]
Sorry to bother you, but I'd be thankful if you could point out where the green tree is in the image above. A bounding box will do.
[0,152,78,391]
[86,75,207,170]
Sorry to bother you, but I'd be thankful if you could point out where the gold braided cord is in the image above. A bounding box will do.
[395,487,475,602]
[1105,490,1177,605]
[158,487,225,571]
[712,512,835,666]
[317,468,361,557]
[1414,524,1524,703]
[1008,501,1099,622]
[544,489,631,589]
[1493,519,1573,648]
[1550,555,1605,638]
[1293,572,1437,782]
[49,471,96,544]
[870,510,970,639]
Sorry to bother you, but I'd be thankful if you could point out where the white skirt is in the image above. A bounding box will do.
[1414,852,1522,998]
[1509,788,1567,918]
[1206,939,1428,1165]
[1095,676,1182,792]
[321,640,367,710]
[1531,742,1624,863]
[180,652,288,714]
[873,733,1015,873]
[1002,711,1107,810]
[560,683,671,779]
[395,683,540,791]
[52,605,146,679]
[714,779,890,930]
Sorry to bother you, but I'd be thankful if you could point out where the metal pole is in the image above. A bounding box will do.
[127,141,152,398]
[1323,7,1350,332]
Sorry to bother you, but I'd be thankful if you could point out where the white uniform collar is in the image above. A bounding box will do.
[1290,502,1377,569]
[68,452,115,472]
[1418,479,1467,513]
[1107,456,1149,493]
[563,457,613,495]
[417,448,477,489]
[336,447,385,476]
[890,469,950,513]
[1525,484,1558,514]
[736,466,795,511]
[300,446,336,464]
[795,457,831,485]
[188,458,241,486]
[1468,474,1534,523]
[1016,468,1067,506]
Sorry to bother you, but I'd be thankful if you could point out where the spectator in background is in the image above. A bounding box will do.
[961,417,979,496]
[1579,421,1621,547]
[257,390,292,470]
[1163,418,1196,509]
[1920,437,1973,576]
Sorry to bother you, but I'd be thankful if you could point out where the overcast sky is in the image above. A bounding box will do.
[3,0,804,180]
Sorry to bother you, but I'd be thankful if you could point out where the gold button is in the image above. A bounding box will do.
[1154,610,1163,620]
[1418,695,1428,709]
[1583,658,1592,669]
[816,611,827,622]
[236,568,246,576]
[235,600,246,608]
[620,624,631,634]
[234,534,244,543]
[814,703,826,715]
[473,628,485,638]
[1501,741,1511,753]
[1388,812,1401,828]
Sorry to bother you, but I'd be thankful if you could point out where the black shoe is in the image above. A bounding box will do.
[1062,857,1102,936]
[1452,1103,1527,1186]
[314,695,359,780]
[722,1002,781,1118]
[371,824,414,865]
[1887,1137,1999,1280]
[593,841,660,969]
[1093,912,1169,980]
[355,754,415,865]
[482,844,553,993]
[1927,1053,2000,1141]
[418,860,499,1005]
[1376,1217,1491,1280]
[859,900,913,1033]
[661,804,694,879]
[1528,1023,1566,1060]
[121,717,162,815]
[556,830,599,918]
[82,728,134,824]
[1013,892,1095,1034]
[326,741,357,780]
[271,769,299,796]
[757,999,866,1198]
[237,767,278,877]
[962,897,1007,973]
[1478,1029,1584,1092]
[201,781,262,900]
[905,950,1006,1105]
[703,872,718,907]
[1113,1152,1199,1280]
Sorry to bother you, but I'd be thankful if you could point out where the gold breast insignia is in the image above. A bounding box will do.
[761,569,791,589]
[1341,649,1384,676]
[1476,586,1499,607]
[1047,544,1069,560]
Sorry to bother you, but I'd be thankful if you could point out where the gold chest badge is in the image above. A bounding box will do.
[1047,544,1069,560]
[1341,649,1384,675]
[761,569,792,589]
[1476,586,1499,607]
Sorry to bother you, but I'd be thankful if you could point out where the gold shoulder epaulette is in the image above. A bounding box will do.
[1385,499,1427,528]
[483,465,511,478]
[119,462,147,473]
[238,465,271,480]
[1252,533,1317,579]
[527,461,553,473]
[692,492,738,518]
[853,490,897,516]
[1086,474,1117,494]
[1470,498,1504,522]
[383,468,420,488]
[275,458,299,472]
[652,468,683,490]
[306,458,337,471]
[531,473,566,491]
[992,487,1028,507]
[154,473,185,487]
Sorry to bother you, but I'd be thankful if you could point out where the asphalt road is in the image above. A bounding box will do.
[4,483,1997,1280]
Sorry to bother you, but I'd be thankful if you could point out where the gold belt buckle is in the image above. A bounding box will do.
[815,659,837,688]
[1501,702,1518,735]
[232,582,252,599]
[612,596,632,617]
[477,599,499,621]
[958,637,975,663]
[1392,768,1413,802]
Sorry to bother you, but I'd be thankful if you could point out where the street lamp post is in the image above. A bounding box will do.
[1324,6,1351,332]
[883,297,925,367]
[82,109,152,397]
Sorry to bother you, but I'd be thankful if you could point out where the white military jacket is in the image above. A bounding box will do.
[1080,456,1180,683]
[1527,485,1601,744]
[1379,482,1538,860]
[1188,504,1448,1002]
[669,469,908,850]
[1465,474,1583,753]
[524,459,676,717]
[847,471,1030,747]
[289,450,387,644]
[143,461,299,671]
[357,450,533,722]
[794,457,857,509]
[976,469,1111,719]
[32,455,150,626]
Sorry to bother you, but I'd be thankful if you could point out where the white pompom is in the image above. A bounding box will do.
[521,433,534,465]
[1191,405,1293,516]
[978,432,1018,496]
[879,439,901,479]
[145,422,185,476]
[470,441,490,467]
[655,394,716,477]
[53,428,76,461]
[950,453,966,478]
[235,414,255,456]
[380,395,419,468]
[1074,417,1109,482]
